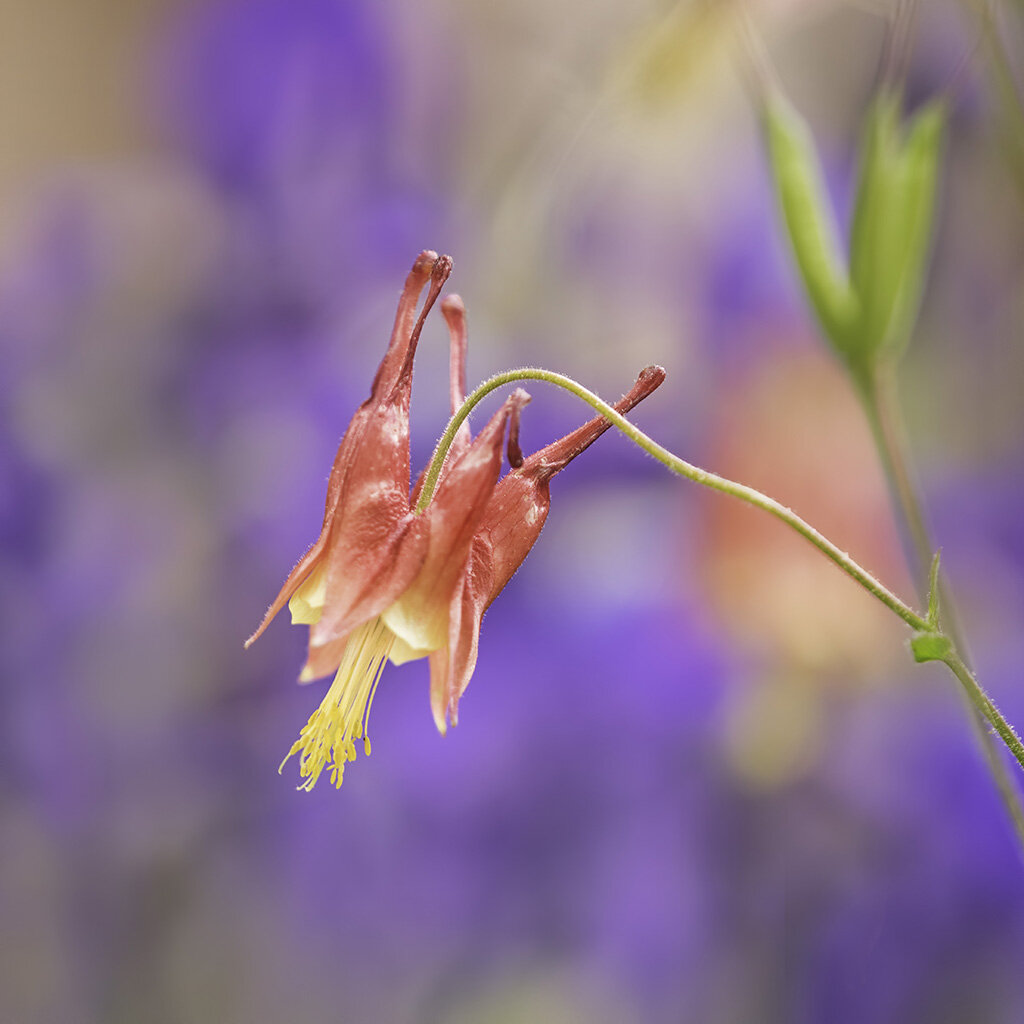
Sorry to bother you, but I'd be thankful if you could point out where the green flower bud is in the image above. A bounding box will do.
[885,99,946,355]
[849,93,907,353]
[849,92,946,361]
[764,88,946,374]
[762,92,859,353]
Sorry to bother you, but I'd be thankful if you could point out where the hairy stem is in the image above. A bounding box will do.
[860,369,935,596]
[943,647,1024,774]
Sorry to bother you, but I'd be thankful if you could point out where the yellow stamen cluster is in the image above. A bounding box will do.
[280,617,395,790]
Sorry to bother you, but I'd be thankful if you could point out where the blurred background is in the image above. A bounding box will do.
[3,1,1024,1021]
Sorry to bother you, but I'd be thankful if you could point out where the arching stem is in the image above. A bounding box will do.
[419,366,1024,776]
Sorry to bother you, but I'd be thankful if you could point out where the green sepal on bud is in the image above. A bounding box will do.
[762,89,947,372]
[762,92,860,352]
[849,91,947,364]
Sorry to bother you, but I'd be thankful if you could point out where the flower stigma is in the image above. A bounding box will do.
[279,617,395,790]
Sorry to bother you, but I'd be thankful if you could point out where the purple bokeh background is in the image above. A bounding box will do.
[3,2,1024,1022]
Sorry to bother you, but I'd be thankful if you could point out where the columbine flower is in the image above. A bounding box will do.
[245,251,523,788]
[246,252,663,789]
[283,387,526,790]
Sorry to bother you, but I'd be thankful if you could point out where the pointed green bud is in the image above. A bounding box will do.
[849,92,906,352]
[884,99,946,357]
[849,92,946,361]
[762,92,859,353]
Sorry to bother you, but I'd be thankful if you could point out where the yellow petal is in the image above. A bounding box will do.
[289,563,327,625]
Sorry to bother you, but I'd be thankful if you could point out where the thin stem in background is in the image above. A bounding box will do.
[861,363,1024,852]
[965,0,1024,203]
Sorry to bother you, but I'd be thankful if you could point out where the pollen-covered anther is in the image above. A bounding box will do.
[279,617,395,790]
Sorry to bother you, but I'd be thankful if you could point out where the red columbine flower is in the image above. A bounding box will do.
[282,388,526,789]
[246,252,525,789]
[246,252,664,789]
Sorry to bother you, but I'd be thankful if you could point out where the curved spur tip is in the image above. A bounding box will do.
[432,254,454,285]
[639,365,667,388]
[412,250,440,274]
[441,293,465,315]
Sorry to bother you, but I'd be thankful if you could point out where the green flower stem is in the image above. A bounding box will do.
[860,368,936,596]
[418,366,1024,776]
[860,364,1024,849]
[421,367,924,625]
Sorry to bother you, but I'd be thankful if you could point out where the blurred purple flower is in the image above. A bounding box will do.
[154,0,450,321]
[157,0,391,191]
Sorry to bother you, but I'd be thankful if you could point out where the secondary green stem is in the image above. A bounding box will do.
[860,363,1024,850]
[860,369,935,597]
[965,0,1024,206]
[944,647,1024,773]
[419,366,1024,776]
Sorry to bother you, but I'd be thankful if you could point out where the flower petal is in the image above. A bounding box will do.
[440,294,472,456]
[383,389,530,656]
[410,292,472,505]
[369,250,447,404]
[321,253,449,531]
[522,365,666,482]
[245,252,451,650]
[308,257,458,644]
[481,365,667,606]
[244,537,329,648]
[428,534,495,734]
[311,501,429,647]
[299,631,352,683]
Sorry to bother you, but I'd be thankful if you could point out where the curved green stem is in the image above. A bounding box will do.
[419,366,1024,777]
[860,369,935,595]
[420,367,926,629]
